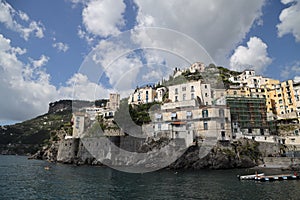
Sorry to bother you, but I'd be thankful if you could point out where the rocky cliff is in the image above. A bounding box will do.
[32,136,267,170]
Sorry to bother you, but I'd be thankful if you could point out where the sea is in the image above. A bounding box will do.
[1,155,300,200]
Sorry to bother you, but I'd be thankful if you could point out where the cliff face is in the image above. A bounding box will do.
[169,140,260,169]
[37,136,266,170]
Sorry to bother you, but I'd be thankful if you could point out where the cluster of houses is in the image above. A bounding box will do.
[70,62,300,150]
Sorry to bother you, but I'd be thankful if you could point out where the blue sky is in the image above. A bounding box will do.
[0,0,300,124]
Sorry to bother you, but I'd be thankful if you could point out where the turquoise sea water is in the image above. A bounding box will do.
[1,155,300,200]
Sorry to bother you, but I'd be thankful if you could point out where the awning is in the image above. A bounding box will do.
[171,113,177,117]
[171,121,186,125]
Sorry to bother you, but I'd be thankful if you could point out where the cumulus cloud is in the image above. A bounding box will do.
[58,73,111,100]
[0,34,57,121]
[229,37,272,73]
[91,39,143,91]
[82,0,126,37]
[0,34,110,122]
[0,1,45,40]
[280,61,300,79]
[277,0,300,42]
[52,42,69,52]
[132,0,265,64]
[29,55,49,68]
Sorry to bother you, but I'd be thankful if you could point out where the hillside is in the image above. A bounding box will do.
[0,109,72,155]
[0,65,242,155]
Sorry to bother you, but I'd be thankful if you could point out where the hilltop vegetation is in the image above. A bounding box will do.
[0,109,72,155]
[162,63,241,89]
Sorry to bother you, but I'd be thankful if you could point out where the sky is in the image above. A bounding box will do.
[0,0,300,125]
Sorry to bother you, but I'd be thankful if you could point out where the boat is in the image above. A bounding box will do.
[254,174,300,182]
[238,173,264,180]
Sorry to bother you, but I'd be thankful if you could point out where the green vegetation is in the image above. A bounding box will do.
[0,109,72,154]
[114,99,161,127]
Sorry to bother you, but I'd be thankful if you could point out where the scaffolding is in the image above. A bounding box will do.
[226,96,268,129]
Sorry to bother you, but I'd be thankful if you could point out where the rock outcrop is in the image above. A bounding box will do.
[38,136,265,170]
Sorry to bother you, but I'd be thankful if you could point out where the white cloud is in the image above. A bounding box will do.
[277,0,300,42]
[295,76,300,83]
[91,39,143,91]
[280,61,300,79]
[58,73,110,100]
[0,1,45,40]
[229,37,272,73]
[0,34,57,121]
[53,42,69,52]
[29,55,49,68]
[82,0,126,37]
[18,11,29,21]
[0,34,110,122]
[133,0,266,64]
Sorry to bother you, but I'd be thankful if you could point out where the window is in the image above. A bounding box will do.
[146,91,149,102]
[221,123,225,129]
[278,94,282,97]
[205,93,208,97]
[204,121,208,130]
[219,109,225,117]
[204,85,207,89]
[183,94,186,101]
[248,128,252,134]
[175,88,178,94]
[186,111,192,119]
[175,96,178,102]
[202,110,208,118]
[191,93,194,99]
[182,86,186,91]
[158,123,161,130]
[155,113,162,121]
[171,112,177,120]
[233,91,237,95]
[191,85,195,92]
[221,131,226,138]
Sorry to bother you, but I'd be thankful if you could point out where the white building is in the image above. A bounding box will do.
[168,80,213,106]
[294,82,300,117]
[106,93,120,111]
[85,107,103,120]
[129,86,157,105]
[147,99,232,146]
[72,112,85,138]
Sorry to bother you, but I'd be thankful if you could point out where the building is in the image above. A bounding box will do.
[129,86,157,105]
[229,69,255,83]
[106,93,120,111]
[226,96,272,136]
[173,62,206,78]
[148,98,232,146]
[294,82,300,117]
[168,80,212,105]
[72,112,86,138]
[155,86,167,102]
[85,107,103,120]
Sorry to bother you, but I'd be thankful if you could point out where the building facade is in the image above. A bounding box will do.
[168,80,213,105]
